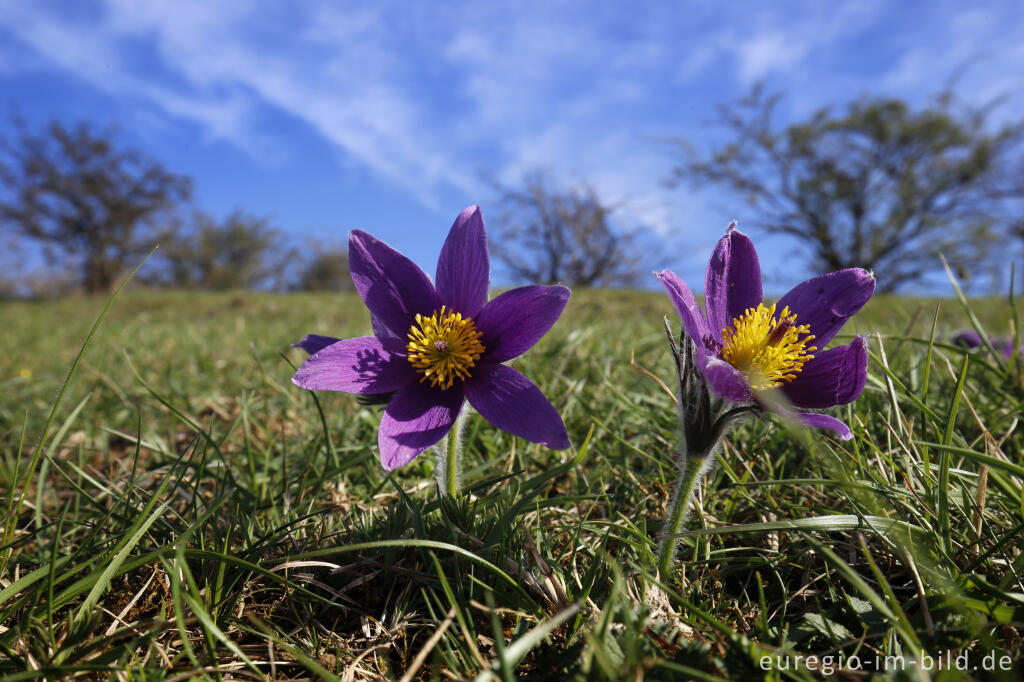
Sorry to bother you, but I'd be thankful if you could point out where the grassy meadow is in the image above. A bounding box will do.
[0,286,1022,680]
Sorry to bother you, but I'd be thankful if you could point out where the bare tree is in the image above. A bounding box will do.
[489,171,664,287]
[0,120,191,293]
[670,86,1023,292]
[0,225,24,299]
[291,242,351,291]
[156,210,294,290]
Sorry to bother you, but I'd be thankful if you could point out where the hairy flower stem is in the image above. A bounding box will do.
[446,422,460,497]
[656,318,756,587]
[656,448,711,585]
[436,411,468,497]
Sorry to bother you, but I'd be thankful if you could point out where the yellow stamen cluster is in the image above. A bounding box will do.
[406,306,485,390]
[720,303,817,390]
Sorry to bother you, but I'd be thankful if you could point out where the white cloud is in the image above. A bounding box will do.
[0,0,478,208]
[880,5,1024,121]
[1,0,1020,252]
[735,32,809,84]
[708,1,885,87]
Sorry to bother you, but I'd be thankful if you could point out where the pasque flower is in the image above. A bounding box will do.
[291,206,571,471]
[654,224,874,584]
[951,330,1020,359]
[657,224,875,440]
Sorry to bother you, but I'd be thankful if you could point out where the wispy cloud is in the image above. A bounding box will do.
[1,0,1020,265]
[734,32,809,84]
[1,1,479,208]
[881,6,1024,119]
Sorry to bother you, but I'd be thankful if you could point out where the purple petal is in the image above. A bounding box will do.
[349,230,439,337]
[292,334,341,355]
[371,314,406,349]
[776,269,875,347]
[701,356,753,403]
[657,269,753,403]
[378,382,464,470]
[436,206,490,319]
[950,330,984,349]
[992,336,1018,358]
[476,285,571,363]
[656,270,709,347]
[952,332,1020,359]
[704,227,762,344]
[465,363,570,449]
[291,337,414,394]
[794,412,854,441]
[781,337,868,409]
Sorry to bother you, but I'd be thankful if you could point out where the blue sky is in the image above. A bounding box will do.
[1,0,1022,292]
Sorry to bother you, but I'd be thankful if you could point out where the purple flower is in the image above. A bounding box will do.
[657,225,875,440]
[950,330,985,350]
[951,330,1019,359]
[991,338,1019,359]
[291,206,571,470]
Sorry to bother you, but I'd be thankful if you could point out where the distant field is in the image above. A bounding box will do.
[0,289,1012,425]
[1,288,1021,679]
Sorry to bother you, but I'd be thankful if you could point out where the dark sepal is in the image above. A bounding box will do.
[356,391,398,406]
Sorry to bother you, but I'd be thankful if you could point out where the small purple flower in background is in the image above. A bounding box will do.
[951,330,1020,359]
[291,206,571,474]
[990,337,1019,359]
[657,224,875,440]
[950,330,985,350]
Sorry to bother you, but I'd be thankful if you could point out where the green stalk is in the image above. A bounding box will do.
[436,411,468,497]
[446,422,460,497]
[657,450,709,585]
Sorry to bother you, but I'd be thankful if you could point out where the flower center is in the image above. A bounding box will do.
[720,303,817,390]
[406,306,486,390]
